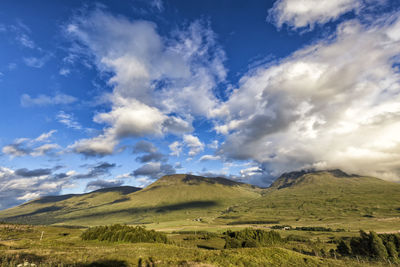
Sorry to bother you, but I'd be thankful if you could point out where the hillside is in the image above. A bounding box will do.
[0,174,261,226]
[1,171,400,230]
[217,170,400,230]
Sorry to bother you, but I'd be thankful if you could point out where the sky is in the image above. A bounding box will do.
[1,0,400,210]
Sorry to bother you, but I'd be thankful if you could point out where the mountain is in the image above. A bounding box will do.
[0,174,261,226]
[1,171,399,229]
[269,169,354,189]
[218,170,400,228]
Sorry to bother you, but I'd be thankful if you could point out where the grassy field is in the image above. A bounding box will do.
[0,223,393,267]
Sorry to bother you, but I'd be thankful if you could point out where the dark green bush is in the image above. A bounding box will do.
[337,230,400,262]
[223,228,283,249]
[81,224,168,244]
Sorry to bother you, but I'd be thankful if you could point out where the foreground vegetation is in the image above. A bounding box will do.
[81,224,168,244]
[336,230,400,263]
[0,223,397,266]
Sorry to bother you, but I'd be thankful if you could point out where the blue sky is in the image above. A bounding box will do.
[1,0,400,209]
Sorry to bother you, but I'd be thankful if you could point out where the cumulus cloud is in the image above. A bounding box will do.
[133,140,166,163]
[66,9,224,156]
[268,0,362,30]
[69,133,117,157]
[183,134,205,156]
[132,162,175,179]
[0,166,73,210]
[214,12,400,183]
[169,141,182,156]
[21,93,77,107]
[199,155,221,161]
[2,130,60,157]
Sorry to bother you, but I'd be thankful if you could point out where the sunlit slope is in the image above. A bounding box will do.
[0,186,141,225]
[0,174,262,226]
[218,170,400,228]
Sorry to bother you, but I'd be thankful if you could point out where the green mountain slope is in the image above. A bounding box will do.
[1,171,399,230]
[0,174,261,226]
[218,170,400,229]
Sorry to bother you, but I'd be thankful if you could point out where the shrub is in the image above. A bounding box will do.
[336,240,351,256]
[338,230,400,261]
[223,228,283,249]
[81,224,168,244]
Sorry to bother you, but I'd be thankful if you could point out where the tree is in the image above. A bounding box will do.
[369,231,388,260]
[336,240,351,256]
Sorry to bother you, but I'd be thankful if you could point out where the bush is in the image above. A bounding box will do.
[337,230,400,261]
[336,240,351,256]
[223,228,283,249]
[81,224,168,244]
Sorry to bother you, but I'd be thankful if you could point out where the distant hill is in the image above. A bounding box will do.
[0,174,261,226]
[217,170,400,229]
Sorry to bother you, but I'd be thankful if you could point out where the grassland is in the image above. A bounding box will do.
[0,223,393,266]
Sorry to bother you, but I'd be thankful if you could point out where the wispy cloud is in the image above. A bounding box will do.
[23,55,51,68]
[56,111,82,130]
[268,0,362,30]
[21,93,77,107]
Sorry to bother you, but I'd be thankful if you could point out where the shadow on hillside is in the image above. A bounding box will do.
[29,194,77,204]
[69,200,218,220]
[2,200,218,225]
[13,205,63,217]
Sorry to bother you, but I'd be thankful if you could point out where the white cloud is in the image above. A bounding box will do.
[169,141,182,156]
[31,143,61,157]
[21,93,77,107]
[70,133,118,157]
[240,166,263,178]
[151,0,164,12]
[2,130,60,157]
[57,111,82,130]
[65,9,225,156]
[16,33,35,49]
[214,13,400,181]
[268,0,361,30]
[183,134,205,156]
[35,130,57,142]
[23,55,51,68]
[207,140,219,149]
[59,68,71,76]
[199,154,221,161]
[0,166,73,210]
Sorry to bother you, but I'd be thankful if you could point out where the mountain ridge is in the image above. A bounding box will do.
[269,169,361,189]
[1,170,399,228]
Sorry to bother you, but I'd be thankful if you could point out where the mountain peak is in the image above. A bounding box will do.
[270,169,355,189]
[150,174,246,188]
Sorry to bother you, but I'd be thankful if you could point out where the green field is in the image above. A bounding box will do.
[0,223,394,266]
